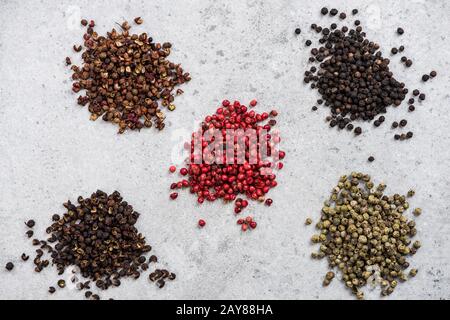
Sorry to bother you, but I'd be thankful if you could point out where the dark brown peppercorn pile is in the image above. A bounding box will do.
[24,190,175,299]
[303,10,408,136]
[311,173,420,299]
[69,18,191,133]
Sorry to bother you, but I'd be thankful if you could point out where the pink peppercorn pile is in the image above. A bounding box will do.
[169,99,285,230]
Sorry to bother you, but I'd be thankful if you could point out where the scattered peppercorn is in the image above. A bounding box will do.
[430,70,437,78]
[330,8,338,16]
[397,27,404,35]
[48,287,56,294]
[339,12,346,20]
[25,220,35,228]
[399,119,407,127]
[422,74,430,82]
[419,93,426,101]
[295,28,301,35]
[198,219,206,227]
[305,40,312,46]
[368,156,375,162]
[5,262,14,271]
[305,218,312,225]
[352,9,358,15]
[134,17,143,24]
[321,7,329,15]
[409,105,415,112]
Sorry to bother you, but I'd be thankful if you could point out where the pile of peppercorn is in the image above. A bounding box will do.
[7,190,175,299]
[68,18,191,133]
[302,8,408,136]
[310,172,421,299]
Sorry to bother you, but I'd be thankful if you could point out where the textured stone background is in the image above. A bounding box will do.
[0,0,449,300]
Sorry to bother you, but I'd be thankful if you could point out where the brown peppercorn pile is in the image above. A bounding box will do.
[304,10,408,136]
[70,18,191,133]
[24,190,175,299]
[311,173,420,299]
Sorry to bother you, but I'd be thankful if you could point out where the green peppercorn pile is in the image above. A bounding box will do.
[311,172,420,299]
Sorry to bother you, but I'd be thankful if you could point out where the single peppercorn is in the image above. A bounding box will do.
[392,121,399,128]
[295,28,301,35]
[354,127,362,135]
[5,262,14,271]
[305,218,312,225]
[397,27,404,35]
[48,287,56,294]
[409,105,415,112]
[330,8,338,16]
[399,119,407,127]
[405,59,413,67]
[413,89,420,96]
[399,45,405,52]
[406,131,413,139]
[368,156,375,162]
[419,93,426,101]
[430,70,437,78]
[321,7,329,15]
[422,74,430,82]
[352,9,358,15]
[305,40,312,46]
[198,219,206,227]
[339,12,346,20]
[391,47,398,54]
[25,220,35,228]
[394,134,400,140]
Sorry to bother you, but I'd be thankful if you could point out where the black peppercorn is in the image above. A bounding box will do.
[391,47,398,54]
[413,89,420,96]
[397,27,404,35]
[352,9,358,15]
[354,127,362,135]
[368,156,375,162]
[321,7,329,15]
[295,28,301,35]
[306,40,312,46]
[422,74,430,82]
[49,287,56,294]
[339,12,346,20]
[5,262,14,271]
[399,119,407,127]
[330,8,338,16]
[25,220,35,228]
[398,45,405,52]
[405,59,413,67]
[409,105,415,112]
[392,121,399,128]
[406,131,413,139]
[419,93,426,101]
[430,70,437,78]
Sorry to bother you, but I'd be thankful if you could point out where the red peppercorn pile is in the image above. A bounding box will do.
[169,99,285,230]
[69,18,191,133]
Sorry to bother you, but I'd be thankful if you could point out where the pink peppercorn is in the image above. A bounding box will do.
[249,221,257,229]
[169,166,176,173]
[170,192,178,200]
[198,219,206,227]
[250,99,257,107]
[265,198,273,206]
[180,168,188,176]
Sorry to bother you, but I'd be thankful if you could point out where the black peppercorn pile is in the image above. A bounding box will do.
[303,10,408,136]
[310,173,421,299]
[24,190,175,299]
[70,18,191,133]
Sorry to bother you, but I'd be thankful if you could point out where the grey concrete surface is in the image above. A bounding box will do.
[0,0,449,300]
